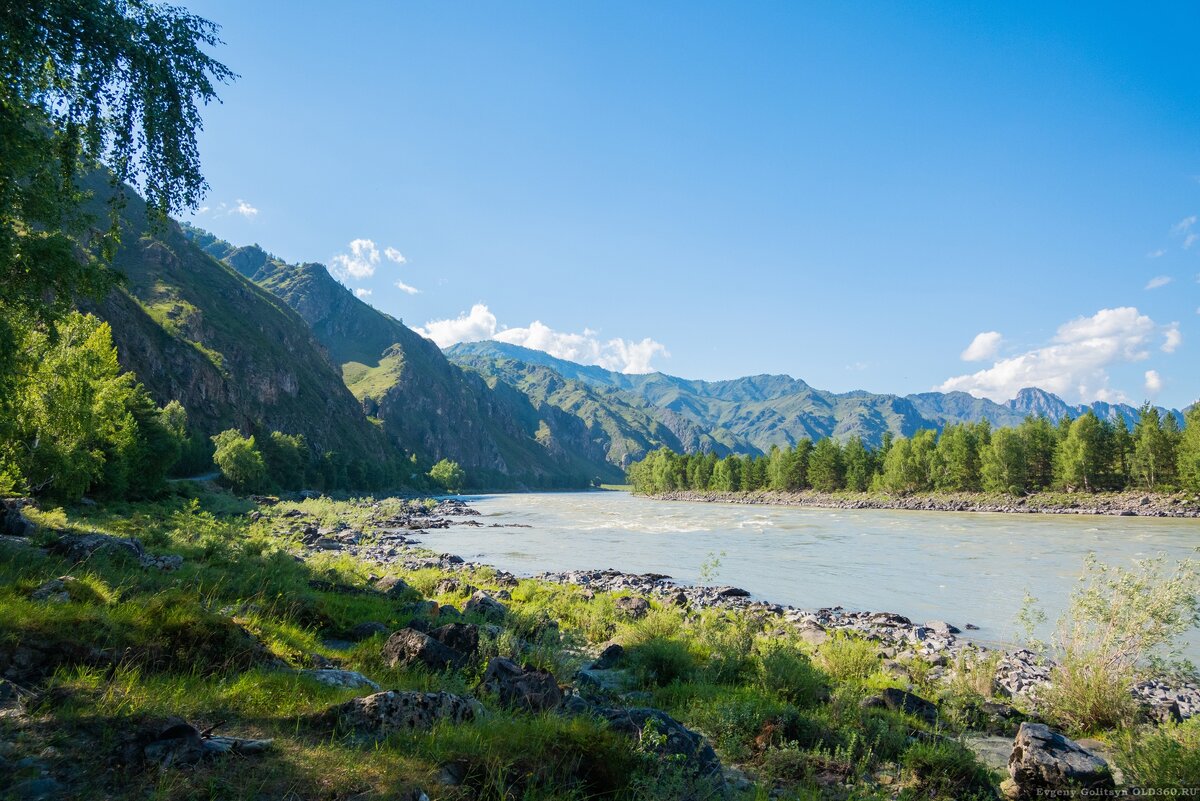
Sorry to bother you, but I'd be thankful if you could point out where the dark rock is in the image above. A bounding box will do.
[479,657,562,712]
[592,643,625,670]
[382,628,466,671]
[614,596,650,619]
[868,688,939,725]
[463,591,507,622]
[595,707,722,780]
[51,532,143,562]
[29,576,76,603]
[376,575,417,599]
[716,586,751,598]
[1006,722,1114,797]
[139,720,272,768]
[1,498,37,538]
[319,691,480,737]
[428,623,480,657]
[347,621,390,641]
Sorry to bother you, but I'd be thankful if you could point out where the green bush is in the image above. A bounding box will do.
[817,634,880,682]
[901,739,994,798]
[626,636,698,686]
[757,643,827,707]
[1117,718,1200,789]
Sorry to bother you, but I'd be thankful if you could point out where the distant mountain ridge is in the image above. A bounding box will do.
[447,340,1184,454]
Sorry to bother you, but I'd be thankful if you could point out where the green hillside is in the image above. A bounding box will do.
[185,228,622,488]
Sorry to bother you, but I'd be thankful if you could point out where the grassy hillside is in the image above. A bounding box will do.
[185,228,621,488]
[82,181,390,466]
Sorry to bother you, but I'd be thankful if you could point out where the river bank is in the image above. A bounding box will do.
[644,488,1200,517]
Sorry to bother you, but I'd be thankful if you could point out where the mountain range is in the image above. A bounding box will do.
[82,198,1185,489]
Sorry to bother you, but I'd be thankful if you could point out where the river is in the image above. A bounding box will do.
[429,491,1199,656]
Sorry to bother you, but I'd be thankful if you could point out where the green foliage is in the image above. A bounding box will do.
[1117,718,1200,789]
[211,429,267,494]
[901,739,994,798]
[628,409,1196,498]
[428,458,466,492]
[0,312,184,500]
[817,634,880,682]
[1034,554,1200,734]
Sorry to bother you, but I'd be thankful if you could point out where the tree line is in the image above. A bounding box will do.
[628,408,1200,496]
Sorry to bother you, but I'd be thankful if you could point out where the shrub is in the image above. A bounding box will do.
[1035,554,1200,734]
[817,634,880,682]
[901,739,994,798]
[211,429,267,493]
[1117,718,1200,789]
[757,643,827,708]
[626,636,698,686]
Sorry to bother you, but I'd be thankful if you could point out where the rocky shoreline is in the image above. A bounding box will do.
[275,496,1200,723]
[647,489,1200,518]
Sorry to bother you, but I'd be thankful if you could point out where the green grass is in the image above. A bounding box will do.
[0,486,1176,799]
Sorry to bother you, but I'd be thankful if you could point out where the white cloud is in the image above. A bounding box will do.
[1145,370,1163,394]
[1172,215,1196,235]
[1145,275,1172,290]
[196,205,210,215]
[384,247,406,264]
[331,238,382,280]
[394,279,420,295]
[416,304,499,348]
[1187,233,1198,249]
[1146,248,1166,258]
[936,307,1160,403]
[234,199,258,219]
[960,331,1003,361]
[1163,322,1182,353]
[416,303,669,374]
[354,288,372,299]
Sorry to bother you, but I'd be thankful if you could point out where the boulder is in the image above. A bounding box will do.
[480,657,562,712]
[138,720,272,768]
[29,576,75,603]
[428,623,480,657]
[592,643,625,670]
[376,575,417,599]
[1,498,36,538]
[875,687,939,725]
[614,596,650,619]
[795,621,828,646]
[463,591,507,622]
[382,628,466,671]
[299,669,380,690]
[1006,723,1114,798]
[347,621,390,641]
[320,690,480,737]
[51,532,143,562]
[595,707,722,780]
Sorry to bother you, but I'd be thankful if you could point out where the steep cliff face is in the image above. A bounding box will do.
[83,190,388,461]
[185,228,619,487]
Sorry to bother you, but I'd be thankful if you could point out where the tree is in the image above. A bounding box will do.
[1055,412,1104,492]
[710,455,741,492]
[880,430,937,494]
[932,422,984,491]
[0,311,182,500]
[1019,416,1058,491]
[261,431,308,490]
[1131,404,1175,490]
[0,1,233,379]
[1177,406,1200,493]
[842,436,872,491]
[211,429,266,494]
[429,459,465,493]
[807,438,845,492]
[982,428,1027,495]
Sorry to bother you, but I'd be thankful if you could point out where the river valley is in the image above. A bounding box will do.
[429,490,1200,657]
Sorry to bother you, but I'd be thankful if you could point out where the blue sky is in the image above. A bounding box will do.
[182,1,1199,408]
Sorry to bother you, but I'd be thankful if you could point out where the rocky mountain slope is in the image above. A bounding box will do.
[83,183,390,466]
[185,227,622,487]
[447,341,1185,453]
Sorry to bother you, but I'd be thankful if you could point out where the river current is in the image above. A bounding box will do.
[426,491,1199,655]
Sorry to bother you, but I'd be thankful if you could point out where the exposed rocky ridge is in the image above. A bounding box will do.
[448,341,1186,452]
[184,227,621,488]
[79,181,389,460]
